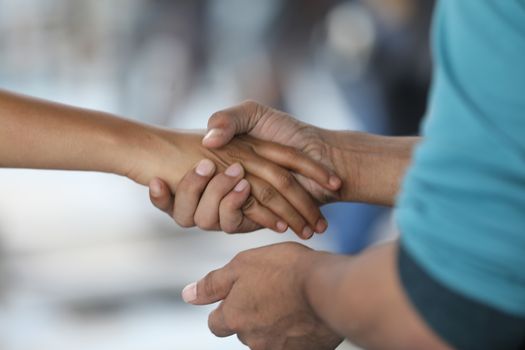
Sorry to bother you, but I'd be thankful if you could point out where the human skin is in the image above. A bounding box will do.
[0,90,340,236]
[182,241,451,350]
[151,101,419,232]
[159,102,449,349]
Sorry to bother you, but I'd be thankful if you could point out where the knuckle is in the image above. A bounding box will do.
[222,310,241,333]
[209,110,226,124]
[208,318,224,337]
[248,339,269,350]
[150,197,165,210]
[284,146,300,160]
[222,225,237,234]
[241,195,257,212]
[237,334,249,345]
[241,99,258,110]
[194,214,216,231]
[231,252,244,265]
[174,217,194,228]
[257,186,277,205]
[276,172,295,190]
[220,215,241,234]
[240,100,265,119]
[231,250,250,265]
[221,196,238,212]
[226,149,244,161]
[208,111,233,131]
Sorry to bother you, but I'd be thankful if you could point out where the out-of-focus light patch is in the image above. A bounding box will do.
[325,2,376,79]
[0,169,155,253]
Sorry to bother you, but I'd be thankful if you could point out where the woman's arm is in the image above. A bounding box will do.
[0,89,337,236]
[0,89,144,175]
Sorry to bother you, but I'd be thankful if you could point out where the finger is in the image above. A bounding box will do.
[193,163,244,231]
[173,159,216,228]
[253,140,342,191]
[203,101,262,148]
[242,194,288,233]
[247,175,312,238]
[149,178,174,215]
[219,179,270,233]
[241,154,324,234]
[182,267,236,305]
[208,302,236,338]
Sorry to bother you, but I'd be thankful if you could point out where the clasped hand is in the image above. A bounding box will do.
[149,101,344,238]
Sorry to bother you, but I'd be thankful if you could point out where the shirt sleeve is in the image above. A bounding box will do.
[395,0,525,348]
[398,242,525,350]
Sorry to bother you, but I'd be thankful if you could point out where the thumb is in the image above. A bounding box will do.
[202,101,263,148]
[182,267,236,305]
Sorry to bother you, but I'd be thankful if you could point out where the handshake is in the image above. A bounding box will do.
[1,90,422,349]
[140,100,405,239]
[140,101,412,239]
[146,100,346,239]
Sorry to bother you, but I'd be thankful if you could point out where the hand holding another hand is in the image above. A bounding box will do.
[131,128,339,237]
[150,101,348,238]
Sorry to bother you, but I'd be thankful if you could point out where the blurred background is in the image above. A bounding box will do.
[0,0,434,349]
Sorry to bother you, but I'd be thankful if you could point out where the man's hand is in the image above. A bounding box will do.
[150,101,418,234]
[202,101,343,203]
[150,101,344,236]
[143,132,337,237]
[181,242,344,350]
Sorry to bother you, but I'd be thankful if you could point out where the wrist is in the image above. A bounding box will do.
[321,130,417,206]
[113,122,186,187]
[300,250,349,322]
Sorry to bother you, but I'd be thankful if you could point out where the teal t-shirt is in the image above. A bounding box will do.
[397,0,525,318]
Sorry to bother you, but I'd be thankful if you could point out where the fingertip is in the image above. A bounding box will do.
[301,226,314,240]
[149,178,164,198]
[225,163,244,178]
[182,282,197,304]
[276,221,288,233]
[195,159,216,177]
[329,175,342,190]
[202,128,228,148]
[233,179,249,193]
[315,218,328,234]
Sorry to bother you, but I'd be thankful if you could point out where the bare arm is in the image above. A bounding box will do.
[321,130,419,206]
[304,242,450,350]
[0,90,337,235]
[0,89,145,176]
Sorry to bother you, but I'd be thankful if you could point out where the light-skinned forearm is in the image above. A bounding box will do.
[321,130,420,206]
[302,242,450,350]
[0,89,160,178]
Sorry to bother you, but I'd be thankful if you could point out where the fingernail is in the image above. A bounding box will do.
[234,179,249,192]
[315,219,328,233]
[182,282,197,303]
[329,175,341,189]
[203,128,222,143]
[195,159,214,176]
[150,180,162,197]
[276,221,288,232]
[225,163,242,177]
[302,226,314,239]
